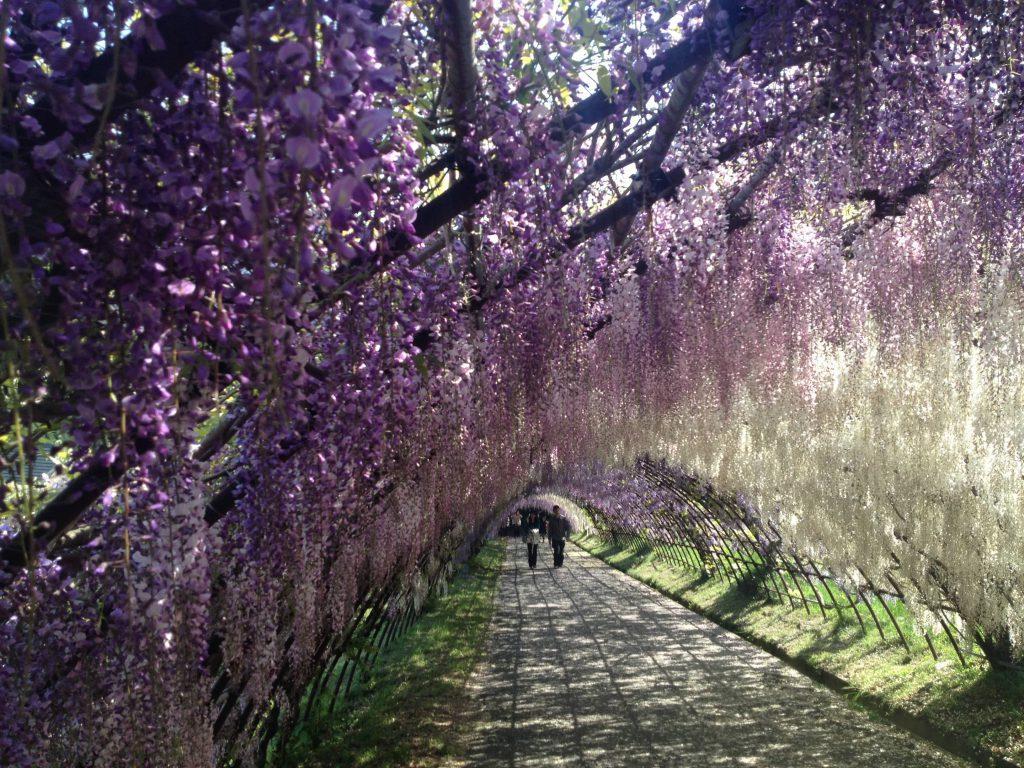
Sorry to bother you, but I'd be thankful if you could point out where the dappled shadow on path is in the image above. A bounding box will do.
[463,541,967,768]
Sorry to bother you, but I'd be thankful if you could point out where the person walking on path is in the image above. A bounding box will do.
[548,505,572,568]
[525,512,542,569]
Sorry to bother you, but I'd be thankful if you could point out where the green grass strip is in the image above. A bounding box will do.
[275,539,506,768]
[573,533,1024,767]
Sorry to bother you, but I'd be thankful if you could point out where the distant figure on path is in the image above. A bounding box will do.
[548,505,572,568]
[525,511,542,569]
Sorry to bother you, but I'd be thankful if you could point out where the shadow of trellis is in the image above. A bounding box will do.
[563,455,982,672]
[463,539,968,768]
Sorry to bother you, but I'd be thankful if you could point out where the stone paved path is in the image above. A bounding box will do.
[464,540,967,768]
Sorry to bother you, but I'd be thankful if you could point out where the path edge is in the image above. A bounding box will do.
[449,536,511,768]
[570,539,1019,768]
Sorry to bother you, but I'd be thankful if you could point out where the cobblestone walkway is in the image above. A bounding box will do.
[464,540,967,768]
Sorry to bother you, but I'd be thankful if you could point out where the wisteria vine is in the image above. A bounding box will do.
[2,0,1023,765]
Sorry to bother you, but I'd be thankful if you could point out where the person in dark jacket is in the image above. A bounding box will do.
[547,505,572,567]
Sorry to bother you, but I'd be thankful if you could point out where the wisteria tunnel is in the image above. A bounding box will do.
[2,0,1024,766]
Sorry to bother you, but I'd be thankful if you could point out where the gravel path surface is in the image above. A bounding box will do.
[463,539,968,768]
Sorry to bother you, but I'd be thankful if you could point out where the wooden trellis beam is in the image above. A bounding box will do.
[610,1,726,246]
[3,15,757,574]
[841,88,1022,257]
[342,5,755,288]
[841,153,954,257]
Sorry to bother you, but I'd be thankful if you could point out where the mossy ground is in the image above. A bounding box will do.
[274,539,506,768]
[573,533,1024,766]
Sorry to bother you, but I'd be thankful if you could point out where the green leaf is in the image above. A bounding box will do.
[597,65,613,99]
[414,353,430,380]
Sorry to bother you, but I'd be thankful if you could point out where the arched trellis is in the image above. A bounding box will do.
[1,1,1023,766]
[1,0,986,576]
[556,456,989,669]
[211,519,496,766]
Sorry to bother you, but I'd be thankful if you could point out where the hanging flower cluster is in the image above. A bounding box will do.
[2,0,1024,765]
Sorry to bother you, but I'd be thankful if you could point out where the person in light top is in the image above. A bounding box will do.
[524,510,542,569]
